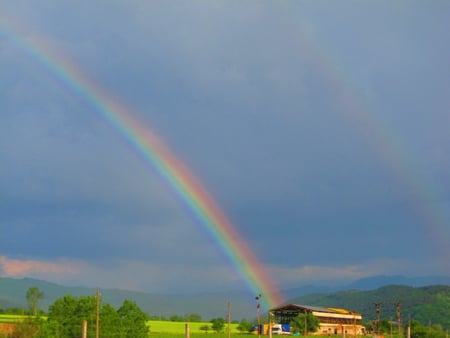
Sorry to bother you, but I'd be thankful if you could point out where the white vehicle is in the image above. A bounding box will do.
[271,324,291,335]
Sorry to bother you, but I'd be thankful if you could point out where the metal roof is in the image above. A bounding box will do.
[270,304,358,315]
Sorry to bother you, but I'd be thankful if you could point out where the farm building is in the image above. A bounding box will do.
[269,303,366,336]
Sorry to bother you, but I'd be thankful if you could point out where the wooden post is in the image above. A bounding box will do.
[82,320,87,338]
[227,301,231,338]
[185,323,190,338]
[268,311,272,338]
[96,289,101,338]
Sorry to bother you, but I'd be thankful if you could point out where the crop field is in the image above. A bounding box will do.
[1,316,370,337]
[0,316,243,335]
[147,320,240,334]
[0,314,27,323]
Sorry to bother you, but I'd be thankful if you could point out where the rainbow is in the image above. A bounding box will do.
[285,14,450,272]
[296,28,450,270]
[3,10,449,307]
[0,24,284,309]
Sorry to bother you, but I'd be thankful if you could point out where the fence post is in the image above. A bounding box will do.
[185,323,190,338]
[82,320,87,338]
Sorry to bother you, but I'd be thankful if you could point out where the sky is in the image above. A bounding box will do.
[1,1,449,303]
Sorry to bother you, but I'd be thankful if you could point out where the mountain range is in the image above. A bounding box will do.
[1,275,449,321]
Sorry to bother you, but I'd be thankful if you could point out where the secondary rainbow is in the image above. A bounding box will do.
[0,25,284,309]
[280,15,450,272]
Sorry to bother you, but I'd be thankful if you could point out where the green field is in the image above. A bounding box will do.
[1,316,378,337]
[0,316,242,334]
[0,314,27,323]
[147,320,240,334]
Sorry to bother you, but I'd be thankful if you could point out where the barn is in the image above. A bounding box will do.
[269,303,366,336]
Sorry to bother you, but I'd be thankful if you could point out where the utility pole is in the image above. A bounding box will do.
[227,301,231,338]
[373,302,383,336]
[256,294,262,338]
[407,313,411,338]
[395,302,402,337]
[96,288,101,338]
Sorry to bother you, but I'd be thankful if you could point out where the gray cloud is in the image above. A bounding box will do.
[1,1,449,294]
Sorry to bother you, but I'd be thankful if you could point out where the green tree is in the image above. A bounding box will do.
[47,295,107,338]
[210,317,225,333]
[410,319,446,338]
[200,324,211,333]
[185,313,202,322]
[47,295,81,338]
[117,299,149,338]
[379,319,392,334]
[236,318,253,332]
[170,315,183,321]
[290,312,320,335]
[46,296,149,338]
[99,303,122,338]
[26,287,44,316]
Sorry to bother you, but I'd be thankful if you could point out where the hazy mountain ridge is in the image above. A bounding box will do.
[282,275,450,298]
[289,284,450,330]
[0,277,256,320]
[1,275,449,321]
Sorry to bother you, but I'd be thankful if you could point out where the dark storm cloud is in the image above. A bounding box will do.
[1,0,449,292]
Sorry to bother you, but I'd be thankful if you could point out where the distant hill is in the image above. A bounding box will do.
[282,275,450,298]
[344,275,450,290]
[287,284,450,330]
[0,277,255,320]
[1,275,450,324]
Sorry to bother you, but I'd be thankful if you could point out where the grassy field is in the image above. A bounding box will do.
[0,314,27,323]
[147,320,240,334]
[0,316,242,334]
[1,316,377,337]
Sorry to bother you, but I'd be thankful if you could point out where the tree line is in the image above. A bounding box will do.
[0,286,258,337]
[5,286,448,337]
[1,287,149,338]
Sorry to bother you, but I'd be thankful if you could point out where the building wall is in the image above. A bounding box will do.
[315,323,366,336]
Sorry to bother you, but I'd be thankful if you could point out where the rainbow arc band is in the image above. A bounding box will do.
[0,22,284,310]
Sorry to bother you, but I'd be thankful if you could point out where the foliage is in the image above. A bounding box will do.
[410,319,447,338]
[236,318,253,332]
[210,318,225,333]
[117,299,149,338]
[44,295,148,338]
[199,324,211,333]
[0,308,25,315]
[291,284,450,330]
[8,316,41,338]
[379,319,394,334]
[289,313,320,335]
[47,295,87,337]
[99,303,122,338]
[170,315,183,322]
[185,313,202,322]
[26,287,44,316]
[1,317,242,335]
